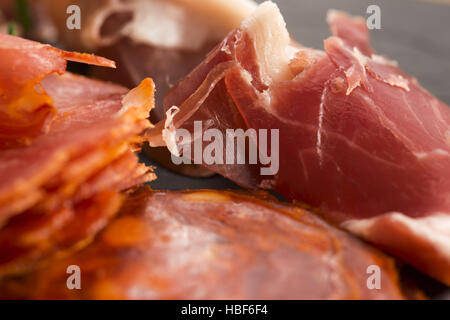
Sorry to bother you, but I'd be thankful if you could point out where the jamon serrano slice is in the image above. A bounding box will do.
[0,35,156,277]
[146,2,450,285]
[0,189,413,300]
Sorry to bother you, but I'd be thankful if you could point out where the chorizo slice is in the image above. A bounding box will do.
[0,189,414,300]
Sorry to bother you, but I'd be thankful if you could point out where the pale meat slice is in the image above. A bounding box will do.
[39,0,257,51]
[0,189,412,300]
[145,2,450,284]
[38,0,259,177]
[39,0,257,116]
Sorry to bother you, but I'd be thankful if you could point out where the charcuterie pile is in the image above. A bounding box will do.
[0,34,155,279]
[0,0,448,299]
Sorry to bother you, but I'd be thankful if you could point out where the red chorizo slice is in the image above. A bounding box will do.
[0,189,415,300]
[0,74,155,226]
[0,33,116,149]
[0,35,156,278]
[0,150,155,279]
[0,191,122,279]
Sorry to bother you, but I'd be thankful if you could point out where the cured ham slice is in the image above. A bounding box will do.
[146,2,450,285]
[0,189,414,300]
[0,35,156,278]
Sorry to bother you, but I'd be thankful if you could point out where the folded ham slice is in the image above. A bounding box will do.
[0,189,415,299]
[0,34,156,278]
[146,2,450,285]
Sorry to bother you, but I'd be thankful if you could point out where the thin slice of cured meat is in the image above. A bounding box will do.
[0,148,155,278]
[0,189,415,300]
[146,2,450,285]
[0,149,155,279]
[0,75,155,226]
[0,33,115,149]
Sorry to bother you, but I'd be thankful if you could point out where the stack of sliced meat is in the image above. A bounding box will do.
[0,188,416,299]
[0,6,441,300]
[0,35,415,299]
[0,34,155,278]
[146,2,450,285]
